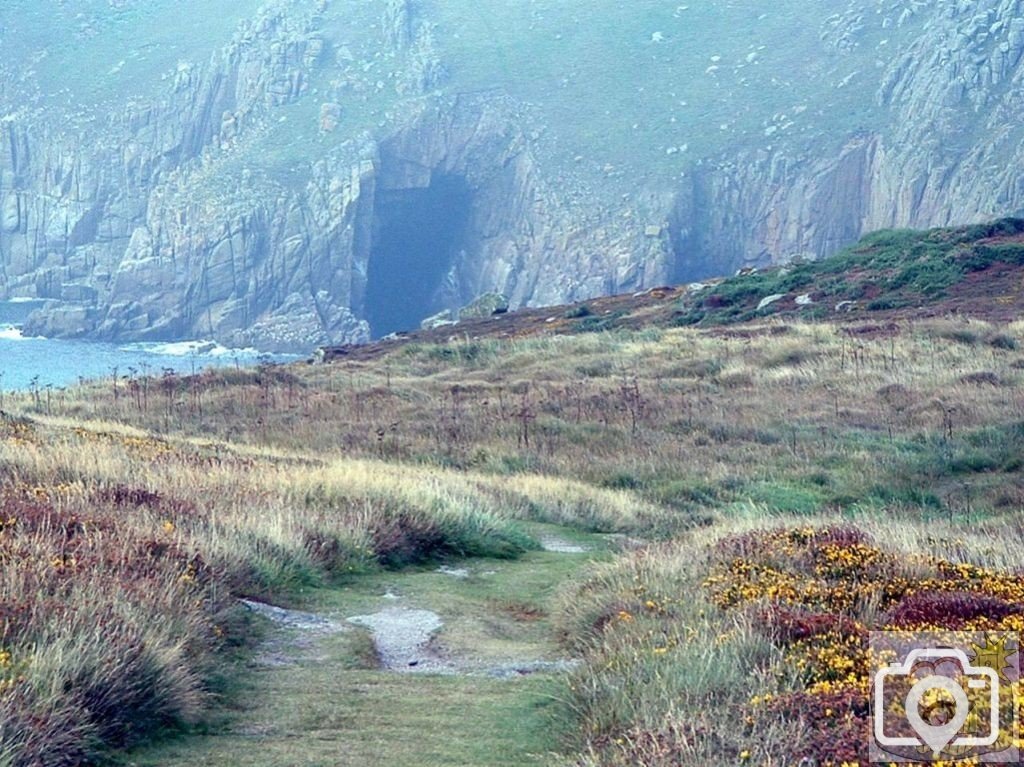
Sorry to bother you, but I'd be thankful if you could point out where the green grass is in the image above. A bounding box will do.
[423,0,896,182]
[677,217,1024,325]
[729,480,827,515]
[130,670,563,767]
[1,0,263,115]
[127,530,610,766]
[2,0,924,192]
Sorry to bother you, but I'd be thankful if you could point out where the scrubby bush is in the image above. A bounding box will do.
[558,522,1024,766]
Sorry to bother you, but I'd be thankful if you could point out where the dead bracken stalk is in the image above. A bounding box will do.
[515,386,536,449]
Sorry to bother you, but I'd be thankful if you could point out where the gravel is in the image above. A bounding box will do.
[241,599,346,633]
[539,535,590,554]
[347,608,452,673]
[437,565,471,578]
[241,599,347,667]
[348,604,580,678]
[243,589,582,678]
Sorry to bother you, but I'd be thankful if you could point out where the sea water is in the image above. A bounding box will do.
[0,324,296,391]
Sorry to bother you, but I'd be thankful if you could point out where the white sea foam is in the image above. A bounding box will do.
[120,339,262,359]
[0,325,44,341]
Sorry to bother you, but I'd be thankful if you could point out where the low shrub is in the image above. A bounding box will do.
[558,523,1024,766]
[704,525,1024,766]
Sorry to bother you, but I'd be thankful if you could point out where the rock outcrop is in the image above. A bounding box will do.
[668,0,1024,278]
[458,293,509,321]
[3,0,1024,350]
[1,0,659,350]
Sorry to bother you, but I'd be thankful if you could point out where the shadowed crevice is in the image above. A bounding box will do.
[364,173,473,338]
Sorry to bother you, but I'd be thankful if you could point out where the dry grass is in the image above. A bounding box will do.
[0,407,665,764]
[27,321,1023,519]
[555,515,1024,765]
[2,316,1023,764]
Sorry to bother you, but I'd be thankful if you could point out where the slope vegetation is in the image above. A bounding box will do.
[3,221,1024,764]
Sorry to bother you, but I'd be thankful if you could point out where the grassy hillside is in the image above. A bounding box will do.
[0,0,263,113]
[677,217,1024,326]
[0,416,652,764]
[3,221,1024,764]
[427,0,895,178]
[2,0,912,187]
[276,217,1024,352]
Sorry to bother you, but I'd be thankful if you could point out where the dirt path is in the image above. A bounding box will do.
[348,607,448,672]
[127,526,605,767]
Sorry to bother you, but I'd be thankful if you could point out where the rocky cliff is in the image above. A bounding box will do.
[1,0,1023,350]
[670,0,1024,277]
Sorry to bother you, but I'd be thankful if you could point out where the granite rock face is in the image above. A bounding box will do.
[3,0,1024,350]
[5,2,365,350]
[2,0,650,350]
[669,0,1024,277]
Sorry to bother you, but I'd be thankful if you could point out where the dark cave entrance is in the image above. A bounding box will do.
[364,174,473,338]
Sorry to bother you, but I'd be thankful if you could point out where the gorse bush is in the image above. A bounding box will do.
[559,521,1024,766]
[706,525,1024,766]
[0,490,220,766]
[554,536,800,766]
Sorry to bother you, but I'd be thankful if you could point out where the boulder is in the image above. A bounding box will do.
[22,303,99,338]
[458,293,509,321]
[421,309,455,330]
[60,284,99,303]
[756,293,786,311]
[227,292,370,354]
[320,102,342,132]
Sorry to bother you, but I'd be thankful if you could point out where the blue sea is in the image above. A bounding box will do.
[0,303,298,391]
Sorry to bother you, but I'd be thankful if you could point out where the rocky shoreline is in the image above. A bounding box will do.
[3,0,1024,351]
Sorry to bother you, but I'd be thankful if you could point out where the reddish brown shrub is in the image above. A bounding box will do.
[884,589,1022,629]
[760,604,867,644]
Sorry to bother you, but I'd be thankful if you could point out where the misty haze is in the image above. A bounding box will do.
[2,1,1024,766]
